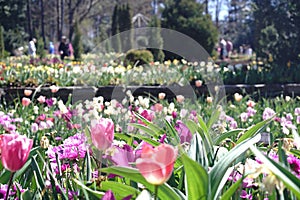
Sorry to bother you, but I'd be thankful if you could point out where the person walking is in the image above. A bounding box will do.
[58,36,70,60]
[28,38,37,58]
[226,39,233,58]
[49,41,55,55]
[219,38,227,60]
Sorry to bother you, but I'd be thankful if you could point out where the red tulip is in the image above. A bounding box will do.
[136,143,177,185]
[0,134,33,172]
[90,118,114,151]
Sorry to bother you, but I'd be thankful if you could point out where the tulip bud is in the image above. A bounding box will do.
[40,136,50,149]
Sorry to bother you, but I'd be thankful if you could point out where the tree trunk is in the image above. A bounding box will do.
[61,0,64,38]
[40,0,46,47]
[215,0,224,30]
[68,0,74,41]
[27,0,33,39]
[215,0,220,29]
[57,0,61,40]
[204,0,209,15]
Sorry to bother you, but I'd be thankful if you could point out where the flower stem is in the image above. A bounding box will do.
[154,185,159,200]
[5,172,15,200]
[97,150,103,178]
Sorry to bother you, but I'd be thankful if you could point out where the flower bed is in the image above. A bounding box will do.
[1,54,295,88]
[2,84,300,105]
[0,89,300,199]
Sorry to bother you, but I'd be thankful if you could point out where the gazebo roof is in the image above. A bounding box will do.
[132,13,150,27]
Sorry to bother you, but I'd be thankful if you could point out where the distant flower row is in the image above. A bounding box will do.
[0,53,270,88]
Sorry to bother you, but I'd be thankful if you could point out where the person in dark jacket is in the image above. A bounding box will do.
[58,36,69,60]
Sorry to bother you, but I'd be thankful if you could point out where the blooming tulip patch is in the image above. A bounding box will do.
[1,86,300,199]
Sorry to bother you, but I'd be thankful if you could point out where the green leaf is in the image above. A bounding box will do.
[129,123,158,138]
[188,133,208,168]
[31,156,46,192]
[236,117,273,144]
[73,178,105,198]
[185,120,198,135]
[219,177,243,200]
[83,147,92,182]
[213,129,244,145]
[37,151,67,199]
[186,120,214,164]
[101,167,181,200]
[128,133,160,147]
[207,108,221,130]
[196,116,213,149]
[13,158,32,181]
[197,115,209,135]
[209,134,261,199]
[0,168,11,184]
[172,188,186,199]
[101,181,139,199]
[114,133,131,141]
[21,190,33,200]
[290,149,300,158]
[250,146,300,198]
[164,119,180,145]
[181,153,208,200]
[133,112,164,136]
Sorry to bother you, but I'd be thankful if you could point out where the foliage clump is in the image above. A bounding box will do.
[148,16,165,62]
[73,23,83,61]
[125,49,154,66]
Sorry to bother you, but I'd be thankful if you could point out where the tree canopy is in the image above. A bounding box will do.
[161,0,219,57]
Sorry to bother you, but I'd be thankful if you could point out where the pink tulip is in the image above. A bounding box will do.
[158,93,166,100]
[195,80,203,87]
[176,95,185,103]
[90,118,114,151]
[0,134,33,172]
[22,97,31,106]
[246,100,256,108]
[49,85,59,93]
[24,89,33,96]
[139,109,154,124]
[37,95,46,103]
[153,103,163,112]
[136,143,177,185]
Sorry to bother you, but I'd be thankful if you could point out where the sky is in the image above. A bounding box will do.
[209,1,229,21]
